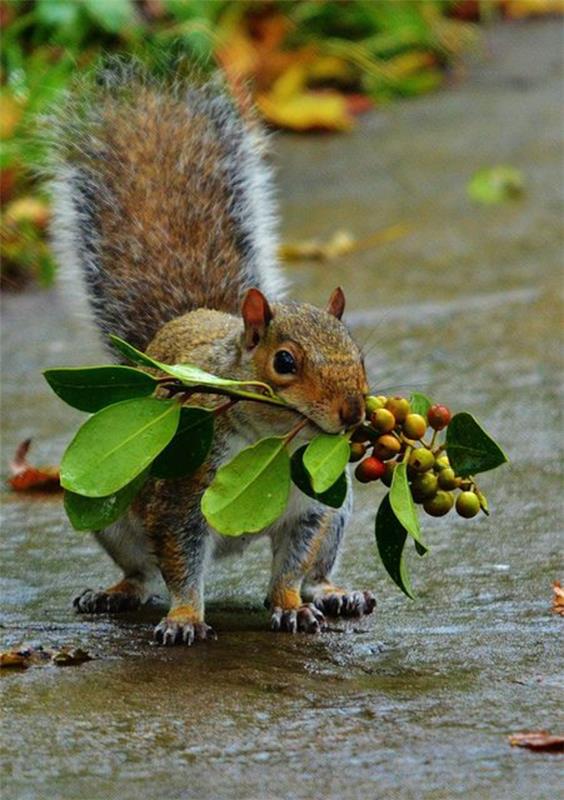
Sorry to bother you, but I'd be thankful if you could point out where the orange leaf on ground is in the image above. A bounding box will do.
[508,731,564,752]
[552,581,564,616]
[8,438,61,492]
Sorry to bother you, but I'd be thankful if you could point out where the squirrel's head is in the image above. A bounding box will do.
[240,288,368,434]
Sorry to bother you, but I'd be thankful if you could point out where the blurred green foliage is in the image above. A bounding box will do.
[1,0,483,288]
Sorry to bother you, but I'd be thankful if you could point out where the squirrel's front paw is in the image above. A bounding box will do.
[313,589,376,618]
[153,617,216,646]
[271,603,326,634]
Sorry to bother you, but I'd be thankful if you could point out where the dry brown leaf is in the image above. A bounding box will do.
[509,731,564,752]
[0,645,93,669]
[8,438,61,492]
[552,581,564,616]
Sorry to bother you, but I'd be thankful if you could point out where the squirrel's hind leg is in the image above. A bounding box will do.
[74,513,162,614]
[300,500,377,620]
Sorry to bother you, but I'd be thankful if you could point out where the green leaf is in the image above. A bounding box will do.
[409,392,432,417]
[390,462,428,553]
[467,165,524,206]
[375,494,414,599]
[151,407,214,480]
[82,0,137,33]
[44,365,156,412]
[61,397,180,497]
[290,445,347,509]
[302,433,350,494]
[64,469,149,532]
[109,335,285,403]
[446,412,508,477]
[201,437,291,536]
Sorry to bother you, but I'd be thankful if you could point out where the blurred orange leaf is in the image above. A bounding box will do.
[8,438,61,492]
[509,731,564,752]
[552,581,564,616]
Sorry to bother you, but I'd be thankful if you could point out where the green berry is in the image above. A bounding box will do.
[371,408,396,433]
[411,472,438,501]
[373,434,401,460]
[385,396,411,423]
[403,413,427,440]
[408,447,435,473]
[355,456,385,483]
[456,491,480,518]
[423,490,454,517]
[438,467,457,490]
[349,443,366,462]
[365,395,386,415]
[428,404,452,431]
[434,454,450,472]
[381,461,398,488]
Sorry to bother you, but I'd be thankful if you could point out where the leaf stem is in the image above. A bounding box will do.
[284,418,309,445]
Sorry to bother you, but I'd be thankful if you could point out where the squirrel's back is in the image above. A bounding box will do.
[50,63,284,351]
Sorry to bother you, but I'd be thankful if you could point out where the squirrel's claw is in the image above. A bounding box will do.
[153,619,217,647]
[73,588,141,614]
[271,603,327,634]
[314,590,376,618]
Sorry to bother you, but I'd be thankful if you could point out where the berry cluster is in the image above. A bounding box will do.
[350,396,482,519]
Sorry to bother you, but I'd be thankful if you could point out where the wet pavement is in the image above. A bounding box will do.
[1,19,563,800]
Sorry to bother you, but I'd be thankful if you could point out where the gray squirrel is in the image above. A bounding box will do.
[50,64,375,645]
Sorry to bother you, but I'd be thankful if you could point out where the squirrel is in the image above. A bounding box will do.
[50,63,376,645]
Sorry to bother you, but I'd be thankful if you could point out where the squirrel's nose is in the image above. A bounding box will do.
[339,394,365,428]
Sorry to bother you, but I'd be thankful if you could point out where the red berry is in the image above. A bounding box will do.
[428,404,452,431]
[355,456,386,483]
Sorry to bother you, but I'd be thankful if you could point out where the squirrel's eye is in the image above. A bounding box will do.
[273,350,297,375]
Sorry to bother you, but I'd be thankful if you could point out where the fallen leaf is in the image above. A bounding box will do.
[258,84,353,132]
[467,165,525,205]
[0,645,51,669]
[279,223,409,262]
[4,197,50,229]
[52,647,93,666]
[504,0,564,19]
[552,581,564,616]
[8,438,61,492]
[508,731,564,752]
[0,645,93,669]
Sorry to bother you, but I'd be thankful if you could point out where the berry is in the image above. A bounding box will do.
[411,472,438,501]
[351,425,373,444]
[423,490,454,517]
[403,413,427,440]
[456,491,480,518]
[381,461,398,488]
[385,396,411,423]
[355,456,386,483]
[428,404,452,431]
[373,434,401,460]
[408,447,435,473]
[365,395,386,415]
[434,454,450,471]
[371,408,396,433]
[438,467,458,490]
[349,443,366,462]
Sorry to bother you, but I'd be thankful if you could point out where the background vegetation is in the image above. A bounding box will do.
[0,0,558,288]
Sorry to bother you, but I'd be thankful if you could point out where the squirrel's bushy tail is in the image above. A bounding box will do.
[50,61,284,351]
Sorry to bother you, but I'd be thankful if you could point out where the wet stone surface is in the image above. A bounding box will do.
[1,20,562,800]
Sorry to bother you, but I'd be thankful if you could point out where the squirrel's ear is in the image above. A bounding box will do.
[326,287,345,320]
[241,288,273,349]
